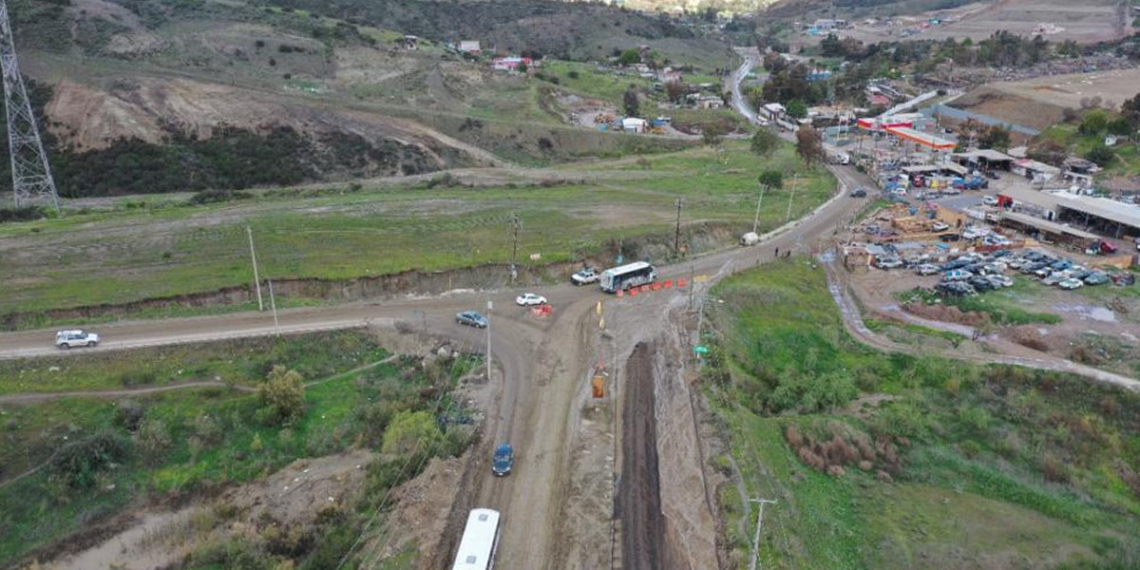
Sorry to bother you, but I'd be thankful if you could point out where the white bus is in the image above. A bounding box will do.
[451,508,502,570]
[599,261,657,293]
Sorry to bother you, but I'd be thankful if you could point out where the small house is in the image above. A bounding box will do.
[458,40,481,54]
[397,35,418,50]
[492,57,532,72]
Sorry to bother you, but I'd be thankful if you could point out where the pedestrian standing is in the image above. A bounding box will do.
[775,247,779,259]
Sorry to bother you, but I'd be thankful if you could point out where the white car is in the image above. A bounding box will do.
[916,264,939,276]
[931,222,950,232]
[982,195,999,206]
[1058,278,1084,290]
[515,293,548,306]
[55,330,99,349]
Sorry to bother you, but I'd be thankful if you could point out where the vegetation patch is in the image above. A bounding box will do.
[703,260,1140,569]
[0,330,478,568]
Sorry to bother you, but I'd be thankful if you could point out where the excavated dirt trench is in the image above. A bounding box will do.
[618,342,667,570]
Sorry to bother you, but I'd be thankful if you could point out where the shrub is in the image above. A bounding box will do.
[114,399,145,431]
[0,206,47,223]
[49,430,132,488]
[188,189,252,205]
[381,410,442,456]
[258,366,306,426]
[136,418,171,458]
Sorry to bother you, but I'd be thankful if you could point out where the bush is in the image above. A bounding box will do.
[113,399,146,431]
[758,169,783,190]
[49,430,132,488]
[188,189,252,205]
[258,366,306,426]
[136,418,172,458]
[0,206,47,223]
[381,410,443,456]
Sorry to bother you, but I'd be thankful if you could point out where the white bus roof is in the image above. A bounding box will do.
[603,261,653,275]
[451,508,501,570]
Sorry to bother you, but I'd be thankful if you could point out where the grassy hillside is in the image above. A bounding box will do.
[703,260,1140,569]
[0,141,835,321]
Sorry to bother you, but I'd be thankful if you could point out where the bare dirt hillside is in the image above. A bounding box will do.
[43,77,498,168]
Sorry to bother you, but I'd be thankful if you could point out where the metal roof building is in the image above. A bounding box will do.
[998,186,1140,238]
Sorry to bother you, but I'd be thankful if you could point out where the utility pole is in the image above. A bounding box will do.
[267,278,280,336]
[749,498,778,570]
[784,174,799,223]
[247,226,264,311]
[752,184,767,234]
[510,214,520,284]
[485,300,492,383]
[674,197,683,257]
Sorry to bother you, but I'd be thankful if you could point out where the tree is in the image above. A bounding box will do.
[382,410,443,456]
[978,125,1011,151]
[785,99,808,119]
[623,87,640,118]
[758,170,783,189]
[516,61,528,74]
[1079,110,1109,135]
[1121,92,1140,128]
[750,128,780,158]
[258,366,306,426]
[665,81,686,104]
[1107,117,1133,137]
[618,49,641,66]
[796,126,824,168]
[1086,143,1114,166]
[702,123,727,147]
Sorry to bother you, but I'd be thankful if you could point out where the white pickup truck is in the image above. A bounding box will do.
[571,267,599,285]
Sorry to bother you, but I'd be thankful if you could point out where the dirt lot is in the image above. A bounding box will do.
[839,0,1130,45]
[847,264,1140,377]
[987,67,1140,111]
[949,86,1066,132]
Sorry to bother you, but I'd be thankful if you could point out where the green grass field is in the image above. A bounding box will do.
[0,329,477,567]
[0,142,835,320]
[703,260,1140,570]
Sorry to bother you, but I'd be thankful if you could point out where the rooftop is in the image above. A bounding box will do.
[998,186,1140,231]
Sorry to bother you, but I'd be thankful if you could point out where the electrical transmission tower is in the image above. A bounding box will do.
[0,0,60,211]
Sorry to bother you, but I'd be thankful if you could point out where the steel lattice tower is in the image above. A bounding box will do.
[0,0,59,211]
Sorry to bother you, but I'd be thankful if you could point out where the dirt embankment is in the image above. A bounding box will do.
[618,342,667,570]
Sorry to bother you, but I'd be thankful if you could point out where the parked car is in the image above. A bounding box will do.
[916,264,939,276]
[1068,270,1091,281]
[571,266,599,285]
[989,249,1012,259]
[456,311,488,328]
[931,221,950,232]
[983,170,1000,180]
[939,233,962,242]
[944,269,974,281]
[937,281,976,296]
[1050,259,1073,271]
[982,195,999,206]
[875,257,903,269]
[1058,278,1084,290]
[988,275,1014,288]
[1043,272,1067,286]
[492,443,515,476]
[970,276,997,291]
[515,293,548,306]
[941,259,970,271]
[55,330,99,349]
[850,188,868,198]
[1084,272,1110,285]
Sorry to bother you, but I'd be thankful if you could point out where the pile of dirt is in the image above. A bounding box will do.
[902,301,989,327]
[950,87,1065,132]
[1005,325,1052,353]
